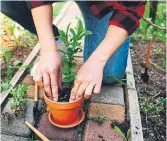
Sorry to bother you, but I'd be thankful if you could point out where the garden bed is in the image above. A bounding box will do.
[131,41,166,141]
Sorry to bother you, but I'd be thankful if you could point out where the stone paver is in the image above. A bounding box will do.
[1,99,34,137]
[1,134,27,141]
[90,85,124,106]
[36,113,78,141]
[26,85,44,99]
[22,74,35,85]
[83,120,123,141]
[88,103,125,123]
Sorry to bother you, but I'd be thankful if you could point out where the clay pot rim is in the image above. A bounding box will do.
[44,92,83,105]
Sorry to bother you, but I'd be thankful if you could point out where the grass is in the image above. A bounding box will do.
[53,2,65,19]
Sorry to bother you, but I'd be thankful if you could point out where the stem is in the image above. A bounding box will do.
[142,16,167,31]
[150,60,166,72]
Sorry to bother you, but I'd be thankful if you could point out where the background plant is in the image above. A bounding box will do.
[57,18,92,84]
[114,126,131,141]
[1,47,32,91]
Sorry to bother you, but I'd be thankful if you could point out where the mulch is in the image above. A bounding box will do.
[131,40,166,141]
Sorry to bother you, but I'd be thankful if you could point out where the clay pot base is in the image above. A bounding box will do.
[48,109,85,128]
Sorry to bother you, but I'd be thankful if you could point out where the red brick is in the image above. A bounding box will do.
[88,103,125,123]
[37,113,78,141]
[83,120,124,141]
[22,74,35,85]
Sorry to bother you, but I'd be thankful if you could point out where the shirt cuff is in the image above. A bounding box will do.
[109,11,140,35]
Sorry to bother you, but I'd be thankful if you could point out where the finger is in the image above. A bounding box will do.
[70,79,82,102]
[34,71,44,88]
[58,70,62,88]
[43,72,52,98]
[84,83,95,99]
[50,71,58,101]
[93,84,101,94]
[31,62,39,77]
[76,81,89,100]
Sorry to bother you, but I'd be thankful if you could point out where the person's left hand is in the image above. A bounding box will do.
[70,55,106,101]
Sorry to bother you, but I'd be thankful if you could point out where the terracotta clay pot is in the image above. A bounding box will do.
[44,93,84,125]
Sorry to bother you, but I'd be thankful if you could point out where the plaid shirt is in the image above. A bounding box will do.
[26,1,146,35]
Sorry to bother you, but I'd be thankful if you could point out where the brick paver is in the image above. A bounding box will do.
[88,103,125,123]
[37,113,79,141]
[22,74,35,85]
[1,99,34,137]
[90,85,124,105]
[83,120,124,141]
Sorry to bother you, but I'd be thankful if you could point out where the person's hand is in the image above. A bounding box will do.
[31,51,62,101]
[70,55,106,101]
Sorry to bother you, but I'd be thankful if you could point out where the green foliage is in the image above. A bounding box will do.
[140,96,164,116]
[1,13,37,48]
[57,18,92,83]
[131,2,166,43]
[9,84,28,109]
[161,98,166,106]
[53,2,65,19]
[153,48,163,55]
[1,47,32,91]
[114,126,131,141]
[91,116,108,124]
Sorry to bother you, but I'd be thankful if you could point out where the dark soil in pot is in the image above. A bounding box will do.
[58,87,71,102]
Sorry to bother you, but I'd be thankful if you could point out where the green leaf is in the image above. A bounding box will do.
[13,60,22,66]
[114,126,126,141]
[161,98,166,106]
[78,30,92,40]
[2,47,13,63]
[66,23,71,43]
[56,49,67,54]
[74,48,82,53]
[70,28,77,38]
[127,129,131,140]
[76,17,84,35]
[1,82,10,91]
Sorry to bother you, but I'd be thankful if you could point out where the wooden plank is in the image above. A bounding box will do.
[0,2,73,106]
[125,50,144,141]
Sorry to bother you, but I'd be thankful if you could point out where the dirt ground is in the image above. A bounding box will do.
[131,41,166,141]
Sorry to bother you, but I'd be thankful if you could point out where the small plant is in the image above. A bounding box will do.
[153,48,163,55]
[57,18,92,85]
[113,126,131,141]
[91,116,108,124]
[1,47,32,91]
[2,84,28,123]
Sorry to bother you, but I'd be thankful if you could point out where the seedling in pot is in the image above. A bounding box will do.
[56,18,92,102]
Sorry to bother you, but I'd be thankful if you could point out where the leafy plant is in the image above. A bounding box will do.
[57,18,92,84]
[153,48,163,55]
[1,47,32,91]
[2,84,28,123]
[91,116,108,124]
[9,84,28,109]
[114,126,131,141]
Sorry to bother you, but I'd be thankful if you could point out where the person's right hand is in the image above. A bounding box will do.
[32,51,62,101]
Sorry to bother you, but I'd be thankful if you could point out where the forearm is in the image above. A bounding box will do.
[31,4,57,52]
[90,25,128,65]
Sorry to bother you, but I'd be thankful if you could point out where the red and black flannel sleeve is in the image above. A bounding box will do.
[110,1,146,35]
[26,1,54,9]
